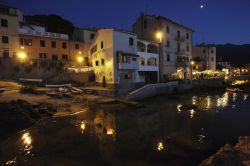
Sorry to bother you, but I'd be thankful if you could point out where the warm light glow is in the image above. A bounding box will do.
[20,46,24,50]
[17,51,27,62]
[106,61,111,66]
[107,129,115,135]
[156,31,163,42]
[77,56,84,63]
[224,76,228,80]
[157,141,164,151]
[177,104,182,112]
[190,109,195,119]
[22,132,32,146]
[78,51,82,55]
[191,61,195,65]
[80,121,86,131]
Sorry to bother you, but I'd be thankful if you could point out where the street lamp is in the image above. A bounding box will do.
[76,51,84,64]
[156,31,163,82]
[17,51,27,62]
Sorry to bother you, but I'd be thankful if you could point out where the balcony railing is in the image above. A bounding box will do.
[175,36,186,42]
[19,29,69,40]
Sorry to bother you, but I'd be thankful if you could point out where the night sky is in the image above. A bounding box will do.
[3,0,250,44]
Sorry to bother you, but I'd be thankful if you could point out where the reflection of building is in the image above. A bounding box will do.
[0,4,20,58]
[88,28,159,91]
[192,45,216,70]
[132,13,193,80]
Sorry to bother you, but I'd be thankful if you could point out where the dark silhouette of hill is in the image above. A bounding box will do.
[216,44,250,66]
[24,14,74,36]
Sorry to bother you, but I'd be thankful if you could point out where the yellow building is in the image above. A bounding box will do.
[0,4,20,58]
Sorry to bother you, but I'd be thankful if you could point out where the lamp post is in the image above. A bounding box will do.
[76,51,84,65]
[156,31,163,82]
[191,61,195,86]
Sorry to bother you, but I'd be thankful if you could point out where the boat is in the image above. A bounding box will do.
[0,86,6,93]
[226,87,244,93]
[45,84,71,88]
[46,91,62,98]
[71,87,83,94]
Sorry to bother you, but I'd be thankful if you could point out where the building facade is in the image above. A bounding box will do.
[192,45,216,70]
[132,13,193,80]
[0,5,20,58]
[88,29,159,90]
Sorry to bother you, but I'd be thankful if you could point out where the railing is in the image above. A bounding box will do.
[19,29,69,40]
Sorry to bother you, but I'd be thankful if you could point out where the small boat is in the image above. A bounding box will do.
[71,87,83,94]
[226,87,244,93]
[45,84,71,88]
[62,92,73,98]
[0,86,6,93]
[46,91,62,98]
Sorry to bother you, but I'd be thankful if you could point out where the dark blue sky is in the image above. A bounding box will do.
[3,0,250,44]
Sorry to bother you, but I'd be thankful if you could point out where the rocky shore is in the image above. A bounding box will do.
[0,99,57,139]
[200,136,250,166]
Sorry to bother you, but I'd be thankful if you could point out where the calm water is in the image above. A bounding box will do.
[1,90,250,166]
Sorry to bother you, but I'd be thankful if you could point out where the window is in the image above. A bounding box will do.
[167,54,170,62]
[19,38,24,45]
[24,39,32,46]
[90,45,97,54]
[62,54,69,61]
[203,49,206,53]
[90,34,95,39]
[3,50,9,58]
[166,40,170,47]
[143,19,147,29]
[39,53,47,59]
[2,36,8,43]
[95,60,99,66]
[211,57,214,62]
[186,33,189,40]
[211,50,214,54]
[187,45,190,51]
[129,37,134,46]
[40,40,45,47]
[51,41,56,48]
[166,25,170,33]
[1,19,8,27]
[101,41,104,49]
[62,42,67,49]
[52,55,58,60]
[177,44,181,52]
[101,59,105,65]
[75,43,79,49]
[177,30,180,38]
[132,57,137,61]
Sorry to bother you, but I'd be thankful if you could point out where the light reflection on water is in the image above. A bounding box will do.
[21,132,32,155]
[1,90,250,166]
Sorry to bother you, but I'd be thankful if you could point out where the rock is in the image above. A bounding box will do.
[200,136,250,166]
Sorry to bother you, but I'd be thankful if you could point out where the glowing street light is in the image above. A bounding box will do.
[77,56,84,63]
[156,31,163,43]
[17,51,27,62]
[191,61,195,65]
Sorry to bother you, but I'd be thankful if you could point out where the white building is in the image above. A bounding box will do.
[132,13,193,80]
[88,28,159,92]
[192,45,216,70]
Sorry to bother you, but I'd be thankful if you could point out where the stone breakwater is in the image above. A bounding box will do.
[200,136,250,166]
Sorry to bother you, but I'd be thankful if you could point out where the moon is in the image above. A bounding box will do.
[200,4,204,9]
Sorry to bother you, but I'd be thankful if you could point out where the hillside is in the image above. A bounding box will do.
[216,44,250,66]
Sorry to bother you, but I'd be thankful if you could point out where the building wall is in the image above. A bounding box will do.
[0,6,19,58]
[192,46,216,70]
[88,29,115,86]
[132,14,193,76]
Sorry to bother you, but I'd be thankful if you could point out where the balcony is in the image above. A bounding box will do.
[117,52,139,70]
[175,35,186,42]
[176,49,186,55]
